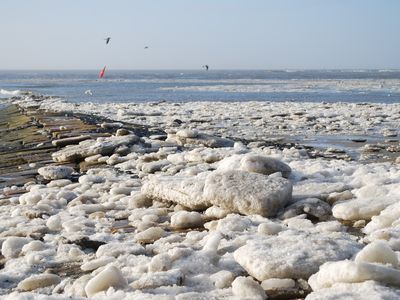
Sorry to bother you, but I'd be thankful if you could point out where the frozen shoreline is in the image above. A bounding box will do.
[26,96,400,136]
[0,94,400,299]
[13,94,400,162]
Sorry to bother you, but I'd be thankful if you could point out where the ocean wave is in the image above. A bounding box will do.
[159,79,400,93]
[0,89,21,96]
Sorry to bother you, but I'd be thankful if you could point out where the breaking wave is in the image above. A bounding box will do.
[0,89,21,96]
[159,79,400,94]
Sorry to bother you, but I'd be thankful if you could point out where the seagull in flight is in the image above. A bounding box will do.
[104,37,111,44]
[144,46,149,49]
[202,65,209,71]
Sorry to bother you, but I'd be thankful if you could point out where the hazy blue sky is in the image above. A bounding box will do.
[1,0,399,70]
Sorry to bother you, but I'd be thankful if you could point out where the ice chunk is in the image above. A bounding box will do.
[110,186,133,196]
[240,154,291,178]
[2,237,31,259]
[38,165,74,180]
[128,193,153,209]
[141,172,210,210]
[280,198,332,221]
[17,274,61,291]
[234,231,360,280]
[176,129,198,138]
[326,190,354,205]
[171,211,203,229]
[141,159,171,174]
[96,242,145,258]
[204,170,292,217]
[85,265,127,297]
[364,201,400,235]
[333,183,400,221]
[64,274,91,297]
[231,276,266,300]
[47,179,72,188]
[21,241,46,254]
[148,253,172,272]
[210,270,234,289]
[309,260,400,290]
[354,241,398,267]
[216,214,252,233]
[169,248,218,275]
[81,256,116,271]
[131,269,183,289]
[169,131,234,148]
[135,227,165,244]
[52,134,139,163]
[293,181,348,200]
[261,278,296,290]
[285,217,314,230]
[19,192,42,205]
[57,189,77,202]
[183,147,232,164]
[204,205,229,219]
[46,215,62,231]
[258,222,284,235]
[306,280,400,300]
[79,174,105,184]
[333,197,399,221]
[203,232,222,253]
[216,154,243,172]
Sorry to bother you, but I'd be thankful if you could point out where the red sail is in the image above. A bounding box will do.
[99,66,106,78]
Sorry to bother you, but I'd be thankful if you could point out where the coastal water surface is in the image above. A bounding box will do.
[1,69,399,104]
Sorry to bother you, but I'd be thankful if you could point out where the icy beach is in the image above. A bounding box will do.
[0,93,400,299]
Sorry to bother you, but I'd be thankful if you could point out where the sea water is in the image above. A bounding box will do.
[0,69,399,104]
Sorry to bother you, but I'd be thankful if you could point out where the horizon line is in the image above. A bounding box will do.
[1,68,400,72]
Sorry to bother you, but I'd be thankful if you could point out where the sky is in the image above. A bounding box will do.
[1,0,399,70]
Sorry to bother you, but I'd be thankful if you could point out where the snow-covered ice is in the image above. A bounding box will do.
[0,94,399,298]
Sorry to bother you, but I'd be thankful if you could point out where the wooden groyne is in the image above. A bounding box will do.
[0,103,158,190]
[0,105,96,188]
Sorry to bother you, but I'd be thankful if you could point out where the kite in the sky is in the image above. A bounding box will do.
[104,37,111,44]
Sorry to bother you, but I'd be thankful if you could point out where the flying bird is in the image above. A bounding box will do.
[202,65,209,71]
[104,37,111,44]
[84,90,93,96]
[144,46,149,49]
